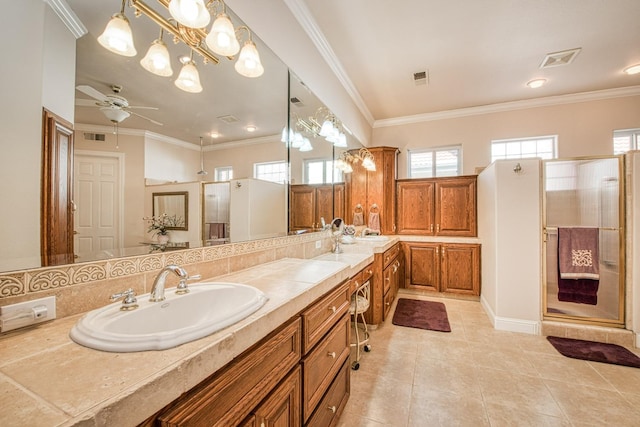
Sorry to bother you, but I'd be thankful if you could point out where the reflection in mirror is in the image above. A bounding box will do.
[152,192,188,230]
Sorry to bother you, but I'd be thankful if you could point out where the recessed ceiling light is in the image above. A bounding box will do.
[246,125,257,132]
[527,79,547,89]
[623,64,640,75]
[210,132,220,138]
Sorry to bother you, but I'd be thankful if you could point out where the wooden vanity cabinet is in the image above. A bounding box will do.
[402,242,481,296]
[345,146,398,234]
[396,176,477,237]
[367,243,403,325]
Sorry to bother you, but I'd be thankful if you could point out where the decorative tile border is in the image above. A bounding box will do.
[0,231,330,302]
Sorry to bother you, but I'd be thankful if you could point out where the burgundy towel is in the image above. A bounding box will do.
[556,229,599,305]
[558,228,600,280]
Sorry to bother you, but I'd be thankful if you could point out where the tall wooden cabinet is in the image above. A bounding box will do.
[290,184,342,232]
[396,175,477,237]
[402,242,481,296]
[345,147,398,234]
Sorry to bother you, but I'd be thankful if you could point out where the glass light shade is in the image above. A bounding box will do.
[235,40,264,78]
[343,163,353,173]
[291,132,304,148]
[100,107,130,123]
[140,39,173,76]
[362,156,376,171]
[335,133,348,148]
[299,138,313,152]
[206,13,240,56]
[174,61,203,93]
[168,0,211,28]
[98,13,137,57]
[319,119,334,137]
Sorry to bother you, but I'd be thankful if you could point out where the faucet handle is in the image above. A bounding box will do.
[110,288,138,311]
[176,274,202,295]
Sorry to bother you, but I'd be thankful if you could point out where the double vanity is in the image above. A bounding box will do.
[0,237,396,426]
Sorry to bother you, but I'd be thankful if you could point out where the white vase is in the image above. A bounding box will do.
[157,233,170,244]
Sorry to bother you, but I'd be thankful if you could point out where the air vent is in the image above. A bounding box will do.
[217,115,239,124]
[413,70,429,86]
[84,132,106,141]
[540,48,581,68]
[290,97,305,107]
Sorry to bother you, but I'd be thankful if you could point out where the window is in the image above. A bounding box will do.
[613,129,640,154]
[409,146,461,178]
[254,161,287,184]
[304,159,342,184]
[491,136,557,162]
[214,166,233,182]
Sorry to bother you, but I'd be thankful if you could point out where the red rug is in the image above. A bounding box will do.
[392,298,451,332]
[547,336,640,368]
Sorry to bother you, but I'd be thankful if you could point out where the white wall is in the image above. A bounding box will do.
[145,135,201,182]
[478,159,541,334]
[205,138,287,180]
[374,95,640,177]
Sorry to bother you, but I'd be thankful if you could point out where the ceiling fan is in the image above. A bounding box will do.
[75,84,163,126]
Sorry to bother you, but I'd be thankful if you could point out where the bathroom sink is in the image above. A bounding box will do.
[70,282,268,352]
[355,235,389,242]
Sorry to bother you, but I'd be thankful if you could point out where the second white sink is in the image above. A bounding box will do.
[70,282,268,352]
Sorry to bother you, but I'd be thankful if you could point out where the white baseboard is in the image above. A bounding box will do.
[480,295,540,335]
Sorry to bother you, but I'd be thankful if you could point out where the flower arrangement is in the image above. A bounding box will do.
[144,214,183,237]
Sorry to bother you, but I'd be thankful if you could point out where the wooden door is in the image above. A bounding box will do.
[435,176,477,236]
[41,109,74,266]
[345,161,367,225]
[315,185,334,228]
[396,180,435,234]
[403,243,439,291]
[440,244,480,295]
[254,366,301,427]
[289,185,316,231]
[333,183,345,221]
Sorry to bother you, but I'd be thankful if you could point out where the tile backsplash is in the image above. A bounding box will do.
[0,232,332,320]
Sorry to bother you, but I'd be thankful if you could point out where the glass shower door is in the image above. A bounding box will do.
[543,156,624,326]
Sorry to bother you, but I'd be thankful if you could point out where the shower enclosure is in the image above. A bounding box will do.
[543,156,625,326]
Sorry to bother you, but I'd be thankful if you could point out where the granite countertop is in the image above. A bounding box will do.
[0,251,376,427]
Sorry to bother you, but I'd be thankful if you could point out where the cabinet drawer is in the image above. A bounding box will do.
[362,263,374,282]
[305,360,350,427]
[349,271,363,295]
[157,318,301,427]
[302,314,350,422]
[302,281,350,354]
[383,290,394,320]
[383,244,400,268]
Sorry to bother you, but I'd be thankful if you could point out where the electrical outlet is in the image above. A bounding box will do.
[315,240,322,249]
[0,296,56,333]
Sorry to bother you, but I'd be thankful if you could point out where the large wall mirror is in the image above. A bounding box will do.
[0,0,365,273]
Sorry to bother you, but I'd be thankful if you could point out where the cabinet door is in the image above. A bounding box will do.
[435,177,477,236]
[316,185,334,227]
[254,366,301,427]
[440,244,480,295]
[396,180,435,234]
[333,183,345,221]
[403,243,439,291]
[289,185,316,230]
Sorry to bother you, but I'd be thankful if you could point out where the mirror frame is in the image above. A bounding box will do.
[152,191,189,231]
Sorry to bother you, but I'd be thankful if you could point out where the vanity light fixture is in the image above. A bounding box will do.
[98,0,137,57]
[234,28,264,78]
[335,148,377,173]
[205,1,240,56]
[175,52,203,93]
[624,64,640,75]
[299,138,313,152]
[140,29,173,76]
[527,78,547,89]
[168,0,210,28]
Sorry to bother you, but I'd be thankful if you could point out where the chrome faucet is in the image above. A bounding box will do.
[331,217,344,254]
[150,265,188,302]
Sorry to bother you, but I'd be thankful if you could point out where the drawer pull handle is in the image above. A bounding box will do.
[386,301,390,306]
[329,306,336,313]
[328,405,336,413]
[327,351,336,358]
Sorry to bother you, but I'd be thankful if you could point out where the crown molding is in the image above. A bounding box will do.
[205,134,281,151]
[44,0,87,39]
[283,0,375,126]
[374,85,640,128]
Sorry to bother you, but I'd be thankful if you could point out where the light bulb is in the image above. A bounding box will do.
[98,13,137,57]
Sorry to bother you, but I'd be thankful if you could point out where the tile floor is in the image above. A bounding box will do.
[337,290,640,427]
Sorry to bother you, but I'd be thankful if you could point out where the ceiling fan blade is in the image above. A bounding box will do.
[126,105,159,110]
[130,111,163,126]
[75,98,100,107]
[76,85,109,102]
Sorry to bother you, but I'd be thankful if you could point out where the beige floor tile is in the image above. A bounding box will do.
[413,357,482,400]
[545,379,640,426]
[484,401,571,427]
[527,352,616,390]
[345,370,412,425]
[336,409,394,427]
[587,360,640,394]
[476,367,564,417]
[467,341,540,376]
[408,388,489,427]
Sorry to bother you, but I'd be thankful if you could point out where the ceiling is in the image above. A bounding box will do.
[66,1,640,145]
[297,0,640,123]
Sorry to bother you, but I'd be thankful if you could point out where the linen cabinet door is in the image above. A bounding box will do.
[434,176,477,237]
[440,244,480,295]
[290,185,316,231]
[396,180,435,235]
[315,185,334,228]
[403,243,439,291]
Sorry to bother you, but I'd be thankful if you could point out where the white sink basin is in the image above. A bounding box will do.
[70,282,268,352]
[355,235,389,242]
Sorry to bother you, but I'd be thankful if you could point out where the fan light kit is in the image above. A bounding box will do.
[76,84,163,126]
[98,0,264,94]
